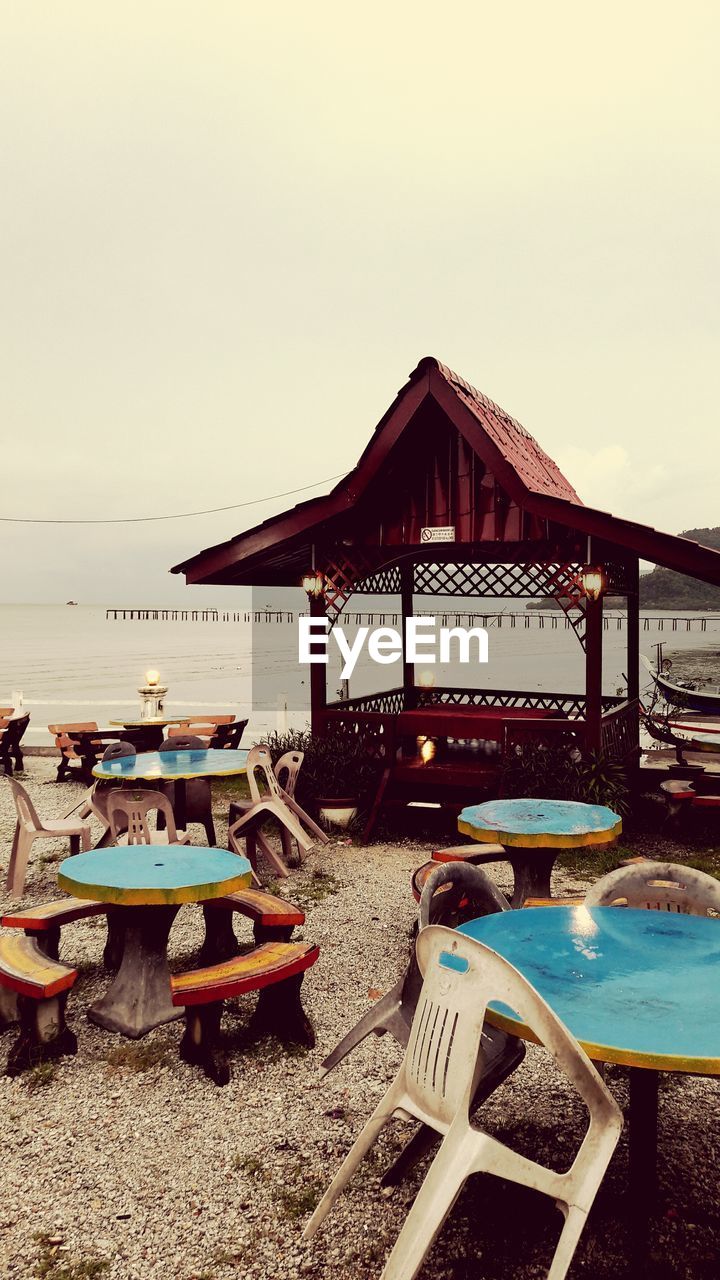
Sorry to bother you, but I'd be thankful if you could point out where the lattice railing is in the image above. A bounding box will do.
[327,686,627,717]
[600,698,640,762]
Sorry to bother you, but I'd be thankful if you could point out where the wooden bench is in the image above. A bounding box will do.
[171,940,320,1085]
[0,714,30,777]
[48,721,100,783]
[0,934,78,1075]
[200,887,305,963]
[2,898,108,962]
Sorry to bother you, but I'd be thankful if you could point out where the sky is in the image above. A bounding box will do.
[1,2,718,605]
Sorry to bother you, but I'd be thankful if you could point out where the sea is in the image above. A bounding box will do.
[2,602,719,747]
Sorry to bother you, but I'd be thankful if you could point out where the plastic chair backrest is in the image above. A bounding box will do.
[107,789,180,844]
[211,720,247,749]
[8,777,42,831]
[408,926,612,1130]
[159,735,205,752]
[246,745,282,804]
[585,861,720,918]
[419,861,509,931]
[102,741,137,764]
[275,750,303,797]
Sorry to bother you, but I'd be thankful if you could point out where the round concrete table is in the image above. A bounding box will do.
[457,798,622,907]
[58,846,252,1038]
[92,748,249,828]
[458,906,720,1232]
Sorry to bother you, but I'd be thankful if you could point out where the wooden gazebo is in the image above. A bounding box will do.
[172,357,720,826]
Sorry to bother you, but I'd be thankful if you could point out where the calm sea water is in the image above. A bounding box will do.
[2,603,719,745]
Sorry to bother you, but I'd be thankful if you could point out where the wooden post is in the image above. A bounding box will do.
[309,594,327,734]
[626,560,640,704]
[400,560,416,709]
[585,594,603,752]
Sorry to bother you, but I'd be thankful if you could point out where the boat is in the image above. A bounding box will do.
[641,654,720,714]
[66,600,78,606]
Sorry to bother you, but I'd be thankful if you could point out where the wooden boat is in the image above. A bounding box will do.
[641,655,720,714]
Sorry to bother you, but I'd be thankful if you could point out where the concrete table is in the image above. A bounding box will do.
[458,905,720,1229]
[457,798,622,907]
[58,845,252,1038]
[92,748,249,828]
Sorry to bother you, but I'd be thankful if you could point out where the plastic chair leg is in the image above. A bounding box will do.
[7,828,33,897]
[547,1205,589,1280]
[303,1098,399,1240]
[380,1127,479,1280]
[319,979,407,1077]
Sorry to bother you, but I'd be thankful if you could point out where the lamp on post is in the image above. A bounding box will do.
[138,668,168,720]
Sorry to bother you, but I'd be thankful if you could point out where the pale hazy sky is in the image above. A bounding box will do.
[2,2,718,604]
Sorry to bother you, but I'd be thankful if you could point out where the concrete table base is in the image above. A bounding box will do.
[88,904,182,1038]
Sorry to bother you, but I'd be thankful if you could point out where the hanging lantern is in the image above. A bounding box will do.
[581,566,604,601]
[301,570,324,598]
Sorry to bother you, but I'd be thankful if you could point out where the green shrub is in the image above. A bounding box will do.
[501,740,629,817]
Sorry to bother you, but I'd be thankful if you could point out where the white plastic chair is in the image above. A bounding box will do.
[585,861,720,917]
[304,925,622,1280]
[5,778,92,897]
[228,745,326,878]
[107,789,190,846]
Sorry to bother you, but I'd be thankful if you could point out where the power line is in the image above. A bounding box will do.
[0,471,348,525]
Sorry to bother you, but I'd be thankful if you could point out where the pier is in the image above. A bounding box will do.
[105,607,720,632]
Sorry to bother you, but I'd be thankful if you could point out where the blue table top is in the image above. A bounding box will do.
[58,845,252,906]
[458,798,622,847]
[458,906,720,1074]
[92,748,249,782]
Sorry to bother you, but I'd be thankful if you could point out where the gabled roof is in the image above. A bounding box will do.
[172,356,720,589]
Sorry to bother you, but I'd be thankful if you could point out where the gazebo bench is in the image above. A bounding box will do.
[0,934,79,1075]
[171,940,320,1086]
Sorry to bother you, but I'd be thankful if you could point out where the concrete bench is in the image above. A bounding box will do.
[0,934,78,1076]
[171,940,319,1085]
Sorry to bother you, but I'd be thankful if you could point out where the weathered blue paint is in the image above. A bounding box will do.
[59,845,251,904]
[458,906,720,1071]
[459,798,621,841]
[92,748,249,781]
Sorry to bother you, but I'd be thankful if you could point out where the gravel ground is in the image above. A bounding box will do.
[0,760,718,1280]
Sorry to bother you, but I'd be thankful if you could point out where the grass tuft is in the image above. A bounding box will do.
[103,1040,170,1073]
[33,1233,109,1279]
[26,1062,57,1092]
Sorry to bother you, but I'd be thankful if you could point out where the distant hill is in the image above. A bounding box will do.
[640,527,720,610]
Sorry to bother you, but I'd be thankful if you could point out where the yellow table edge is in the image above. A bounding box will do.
[457,817,623,848]
[91,761,248,781]
[57,866,252,908]
[485,1006,720,1076]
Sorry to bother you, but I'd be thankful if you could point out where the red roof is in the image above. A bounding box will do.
[172,356,720,589]
[431,359,582,503]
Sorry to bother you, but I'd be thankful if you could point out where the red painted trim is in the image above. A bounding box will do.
[0,969,77,999]
[170,945,320,1006]
[203,896,304,928]
[2,902,107,931]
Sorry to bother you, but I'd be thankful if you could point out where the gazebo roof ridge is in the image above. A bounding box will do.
[171,355,720,590]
